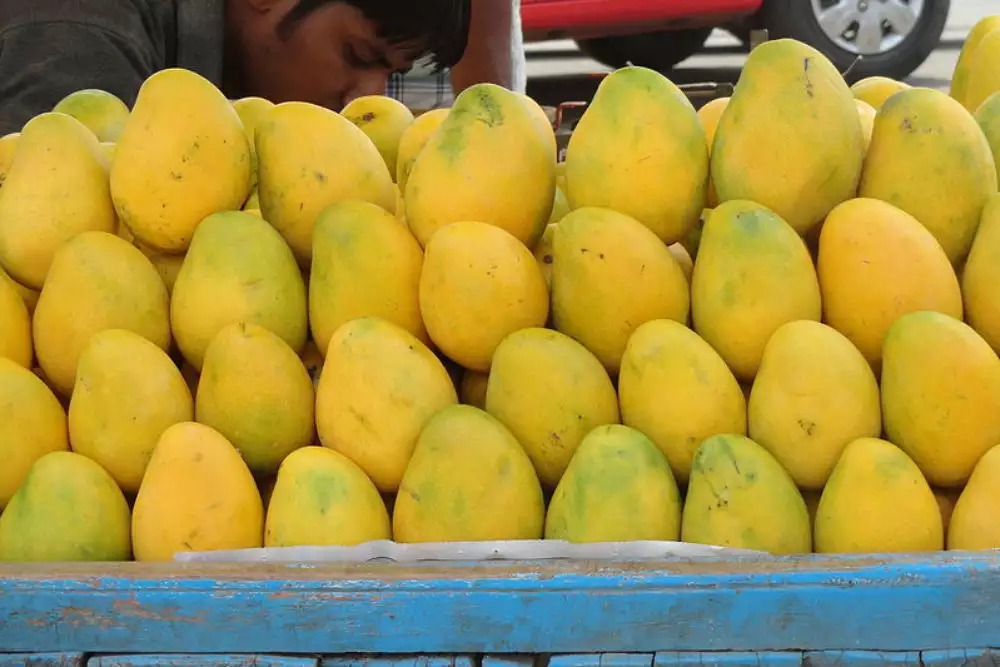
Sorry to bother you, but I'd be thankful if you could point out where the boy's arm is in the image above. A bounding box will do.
[449,0,526,94]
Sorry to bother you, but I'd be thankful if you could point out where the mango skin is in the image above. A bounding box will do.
[170,210,307,370]
[0,357,68,509]
[316,317,458,493]
[691,200,821,381]
[33,231,171,397]
[748,321,881,490]
[393,405,544,543]
[132,422,264,562]
[69,329,193,493]
[310,200,426,354]
[565,66,708,243]
[963,194,1000,352]
[618,319,746,482]
[818,198,962,368]
[855,99,876,152]
[881,311,1000,488]
[395,109,449,193]
[0,269,31,367]
[545,424,681,542]
[0,112,116,289]
[977,92,1000,170]
[851,76,910,110]
[533,222,557,290]
[553,207,689,374]
[486,328,620,488]
[342,95,415,178]
[697,97,729,208]
[52,89,130,142]
[952,16,1000,107]
[948,444,1000,550]
[111,68,251,253]
[420,221,548,372]
[0,132,18,187]
[681,434,811,555]
[232,96,275,198]
[954,23,1000,113]
[0,451,131,562]
[265,446,391,547]
[712,39,864,235]
[815,437,943,553]
[859,87,997,263]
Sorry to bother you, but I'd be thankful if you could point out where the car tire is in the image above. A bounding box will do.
[759,0,949,82]
[575,28,714,71]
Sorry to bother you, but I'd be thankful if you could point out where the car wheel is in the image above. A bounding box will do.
[759,0,949,82]
[575,28,714,71]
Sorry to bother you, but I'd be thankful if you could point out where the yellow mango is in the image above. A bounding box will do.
[33,231,171,396]
[712,39,863,235]
[818,198,961,368]
[953,17,1000,103]
[486,328,619,487]
[111,69,251,252]
[342,95,415,178]
[682,434,811,555]
[0,112,116,289]
[316,317,457,492]
[0,358,67,508]
[265,446,391,547]
[851,76,910,110]
[132,240,184,294]
[815,437,942,553]
[459,369,489,409]
[99,142,116,172]
[395,108,449,192]
[516,92,558,159]
[859,87,996,263]
[948,444,1000,549]
[555,160,566,193]
[232,96,274,196]
[549,185,570,225]
[0,270,31,367]
[691,200,821,381]
[934,487,961,539]
[977,91,1000,169]
[619,319,746,482]
[566,66,707,243]
[196,322,314,475]
[545,424,681,542]
[52,89,130,142]
[533,222,557,289]
[256,101,395,264]
[405,83,555,248]
[855,99,876,152]
[310,200,426,353]
[697,96,729,207]
[881,311,1000,487]
[0,132,19,187]
[132,422,264,561]
[393,405,544,542]
[748,321,881,489]
[0,451,130,562]
[552,207,689,374]
[963,194,1000,352]
[420,221,548,371]
[954,22,1000,112]
[68,329,193,492]
[667,243,693,283]
[170,211,307,370]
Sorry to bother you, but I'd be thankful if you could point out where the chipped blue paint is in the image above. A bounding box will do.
[481,656,535,667]
[803,651,922,665]
[921,648,1000,666]
[89,657,318,667]
[654,652,802,666]
[0,654,84,667]
[321,658,474,667]
[551,655,654,667]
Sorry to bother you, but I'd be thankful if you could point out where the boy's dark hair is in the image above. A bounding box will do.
[278,0,472,71]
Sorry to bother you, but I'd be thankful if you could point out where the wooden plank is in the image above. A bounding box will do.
[321,658,471,667]
[1,553,1000,654]
[0,654,84,667]
[550,655,653,667]
[803,651,922,665]
[89,657,317,667]
[481,656,535,667]
[654,653,802,666]
[921,648,1000,666]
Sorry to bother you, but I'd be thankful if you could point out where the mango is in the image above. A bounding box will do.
[170,210,307,370]
[342,95,415,177]
[393,404,544,542]
[232,96,274,198]
[132,422,264,561]
[0,270,31,367]
[691,200,821,381]
[264,446,391,547]
[99,142,116,171]
[0,132,18,187]
[802,489,822,527]
[952,17,1000,106]
[697,96,729,207]
[459,369,489,409]
[33,231,171,396]
[420,221,548,371]
[934,487,961,539]
[516,92,559,159]
[68,329,193,492]
[618,319,745,482]
[977,92,1000,169]
[533,222,557,289]
[855,99,876,152]
[405,83,555,248]
[748,321,881,489]
[818,198,961,367]
[131,240,185,294]
[815,437,942,553]
[0,452,130,562]
[545,424,681,542]
[316,317,457,492]
[565,66,707,243]
[963,194,1000,352]
[52,89,130,142]
[954,23,1000,113]
[552,207,689,374]
[0,358,68,508]
[682,434,811,555]
[881,311,1000,487]
[310,200,426,353]
[549,185,570,225]
[256,101,396,264]
[395,108,449,192]
[948,444,1000,550]
[486,328,619,487]
[712,39,863,235]
[667,243,694,283]
[111,69,251,252]
[0,112,116,289]
[859,87,996,263]
[851,76,910,110]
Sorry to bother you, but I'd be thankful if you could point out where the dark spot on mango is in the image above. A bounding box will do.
[803,58,814,98]
[169,171,183,181]
[798,419,817,436]
[314,171,327,184]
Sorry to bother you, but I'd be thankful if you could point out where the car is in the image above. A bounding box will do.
[520,0,951,82]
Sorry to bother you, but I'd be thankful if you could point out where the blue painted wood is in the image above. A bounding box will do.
[89,657,317,667]
[921,648,1000,666]
[0,654,84,667]
[321,658,473,667]
[481,656,535,667]
[654,652,802,666]
[2,552,1000,654]
[551,655,653,667]
[803,651,922,665]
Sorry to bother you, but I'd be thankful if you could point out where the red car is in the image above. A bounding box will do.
[521,0,950,81]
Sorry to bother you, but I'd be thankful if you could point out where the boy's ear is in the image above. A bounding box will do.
[243,0,293,13]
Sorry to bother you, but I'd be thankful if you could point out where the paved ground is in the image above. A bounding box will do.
[525,0,995,107]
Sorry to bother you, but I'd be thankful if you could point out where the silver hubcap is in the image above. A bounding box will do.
[810,0,924,55]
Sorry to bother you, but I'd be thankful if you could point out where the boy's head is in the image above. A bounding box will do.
[226,0,471,109]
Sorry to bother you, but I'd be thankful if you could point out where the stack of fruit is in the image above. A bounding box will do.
[2,18,1000,563]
